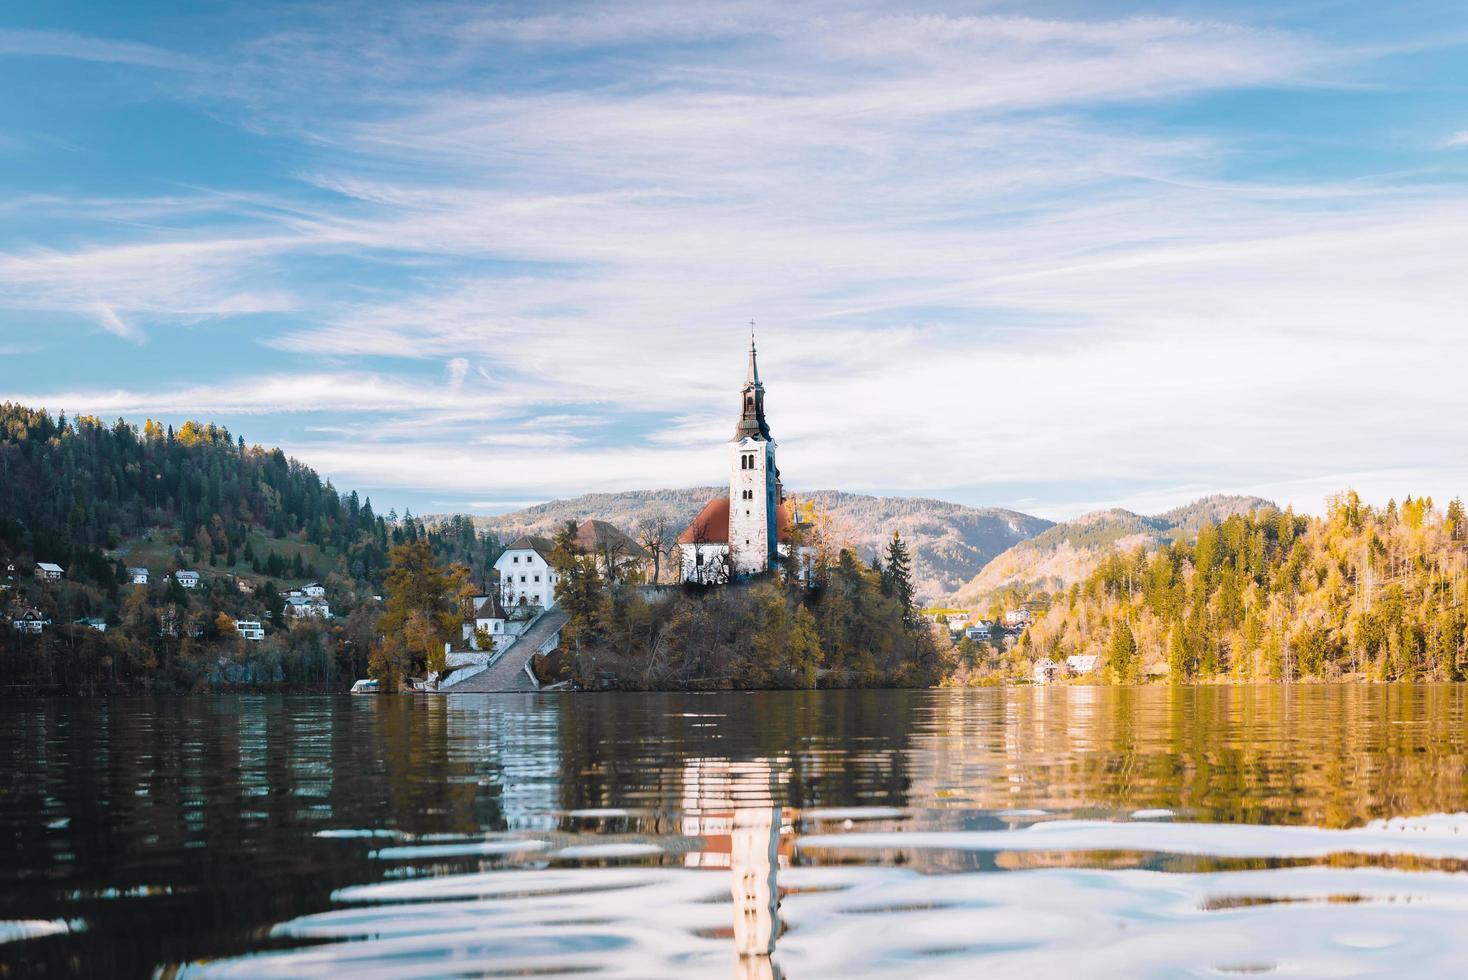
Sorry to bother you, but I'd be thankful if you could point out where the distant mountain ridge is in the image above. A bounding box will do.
[443,488,1053,602]
[950,494,1276,606]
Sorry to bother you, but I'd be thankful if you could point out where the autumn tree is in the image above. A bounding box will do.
[371,539,467,690]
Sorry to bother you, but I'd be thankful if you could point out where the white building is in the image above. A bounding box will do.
[965,620,995,640]
[461,593,537,654]
[11,608,50,633]
[493,520,644,611]
[127,567,149,585]
[679,334,815,583]
[1066,654,1100,677]
[1004,609,1033,628]
[175,570,200,589]
[34,562,64,582]
[284,596,332,620]
[233,619,265,641]
[495,536,558,610]
[300,581,326,598]
[75,617,107,632]
[1033,658,1063,684]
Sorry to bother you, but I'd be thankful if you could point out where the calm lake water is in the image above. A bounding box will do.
[4,686,1468,978]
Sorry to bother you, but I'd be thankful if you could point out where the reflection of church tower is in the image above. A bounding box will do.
[729,331,780,575]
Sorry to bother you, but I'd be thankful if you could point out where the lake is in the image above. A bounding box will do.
[4,686,1468,978]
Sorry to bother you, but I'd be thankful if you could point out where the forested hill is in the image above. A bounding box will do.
[951,494,1274,606]
[1020,492,1468,683]
[0,403,500,693]
[451,488,1052,601]
[0,403,498,593]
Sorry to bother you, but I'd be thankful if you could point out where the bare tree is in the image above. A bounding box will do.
[636,510,675,584]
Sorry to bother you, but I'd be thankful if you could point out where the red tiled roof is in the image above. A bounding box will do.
[677,498,799,545]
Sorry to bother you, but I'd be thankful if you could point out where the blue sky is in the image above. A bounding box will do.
[3,1,1468,521]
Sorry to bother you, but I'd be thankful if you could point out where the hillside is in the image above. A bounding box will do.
[0,403,498,693]
[950,494,1274,606]
[451,488,1052,601]
[1015,492,1468,684]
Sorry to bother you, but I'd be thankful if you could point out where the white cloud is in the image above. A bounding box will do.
[8,2,1468,519]
[88,302,144,343]
[1446,130,1468,147]
[0,28,197,70]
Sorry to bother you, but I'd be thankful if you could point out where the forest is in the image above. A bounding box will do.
[0,404,500,693]
[998,492,1468,683]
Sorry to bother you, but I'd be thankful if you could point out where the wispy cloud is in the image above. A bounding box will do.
[88,302,143,343]
[0,28,197,70]
[5,1,1468,519]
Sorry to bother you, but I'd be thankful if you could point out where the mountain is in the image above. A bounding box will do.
[950,494,1275,606]
[451,488,1052,602]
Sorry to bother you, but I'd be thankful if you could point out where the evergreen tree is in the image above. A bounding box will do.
[880,530,918,629]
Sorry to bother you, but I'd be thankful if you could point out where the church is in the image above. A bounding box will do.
[677,334,812,584]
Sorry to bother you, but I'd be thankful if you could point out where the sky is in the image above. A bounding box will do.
[3,0,1468,522]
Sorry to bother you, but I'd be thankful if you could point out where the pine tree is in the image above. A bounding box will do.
[1109,617,1136,683]
[880,530,917,629]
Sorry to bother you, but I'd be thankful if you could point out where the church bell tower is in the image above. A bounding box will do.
[729,329,779,576]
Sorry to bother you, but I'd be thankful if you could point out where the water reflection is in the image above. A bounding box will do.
[681,759,788,968]
[4,687,1468,976]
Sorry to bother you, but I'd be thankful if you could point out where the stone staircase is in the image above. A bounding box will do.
[443,609,568,693]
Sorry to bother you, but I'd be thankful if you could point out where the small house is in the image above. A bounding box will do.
[1032,658,1063,685]
[284,596,332,620]
[34,562,64,582]
[1004,609,1033,628]
[75,617,108,632]
[175,570,200,589]
[965,621,994,640]
[1066,654,1100,677]
[128,567,150,585]
[11,608,50,633]
[233,619,265,641]
[300,581,326,599]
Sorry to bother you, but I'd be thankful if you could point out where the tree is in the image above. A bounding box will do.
[548,521,612,656]
[787,604,822,688]
[1109,617,1136,684]
[635,511,674,584]
[880,531,917,629]
[371,539,466,689]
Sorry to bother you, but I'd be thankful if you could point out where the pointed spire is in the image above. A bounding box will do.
[735,321,771,440]
[745,319,761,388]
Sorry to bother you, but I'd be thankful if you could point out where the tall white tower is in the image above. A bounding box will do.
[728,330,780,576]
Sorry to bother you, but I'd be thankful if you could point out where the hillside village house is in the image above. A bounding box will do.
[34,562,64,582]
[1066,654,1100,677]
[10,608,50,633]
[233,619,265,641]
[965,620,995,640]
[678,335,815,584]
[75,617,107,632]
[128,567,149,585]
[1033,658,1063,684]
[175,570,200,589]
[280,585,331,620]
[495,520,645,611]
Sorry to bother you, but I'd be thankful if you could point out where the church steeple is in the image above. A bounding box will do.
[735,325,771,441]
